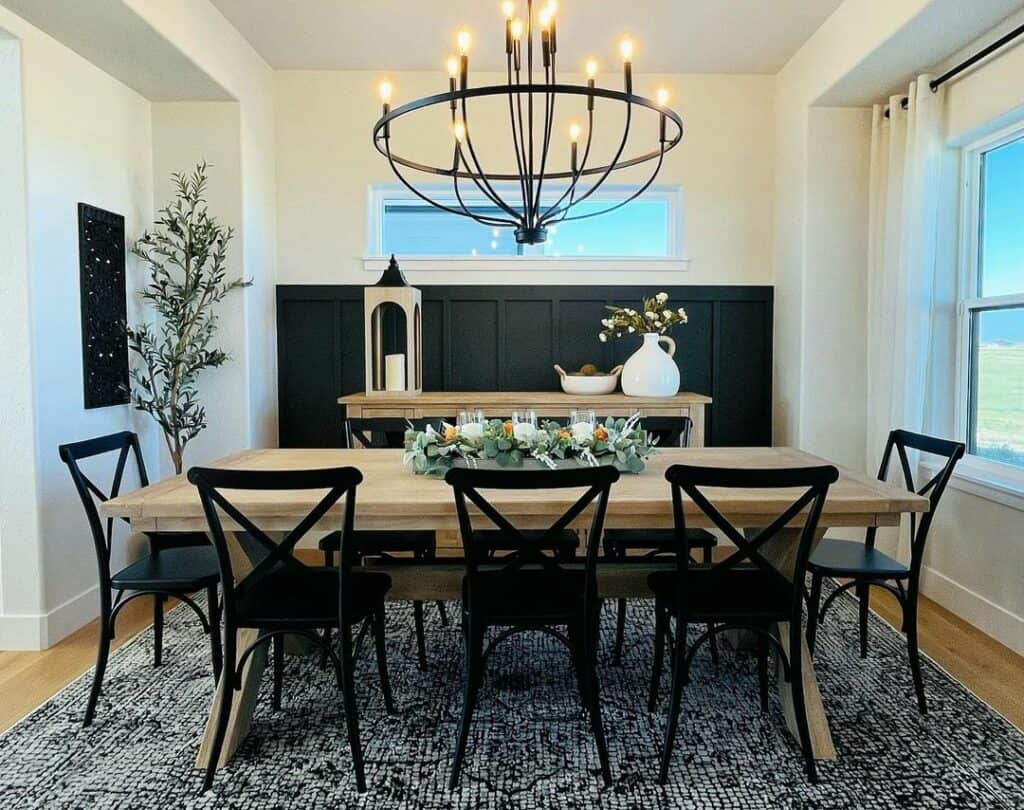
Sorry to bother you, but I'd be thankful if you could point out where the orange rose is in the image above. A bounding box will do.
[503,421,514,436]
[443,425,458,442]
[594,425,609,442]
[558,429,572,441]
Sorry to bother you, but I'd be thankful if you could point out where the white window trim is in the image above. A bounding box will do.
[953,120,1024,506]
[364,182,689,273]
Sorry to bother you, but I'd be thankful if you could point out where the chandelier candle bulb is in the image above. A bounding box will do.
[657,88,669,142]
[621,39,634,93]
[379,81,392,137]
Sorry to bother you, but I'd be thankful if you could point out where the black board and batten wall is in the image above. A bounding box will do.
[276,285,773,449]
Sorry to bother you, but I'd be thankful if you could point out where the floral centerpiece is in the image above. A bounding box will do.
[403,415,657,477]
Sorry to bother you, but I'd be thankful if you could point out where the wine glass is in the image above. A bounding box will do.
[512,409,537,427]
[569,409,596,427]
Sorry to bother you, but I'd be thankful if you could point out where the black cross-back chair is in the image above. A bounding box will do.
[600,415,719,665]
[59,432,222,727]
[319,417,450,670]
[651,463,838,784]
[188,465,393,793]
[806,429,964,714]
[444,464,620,789]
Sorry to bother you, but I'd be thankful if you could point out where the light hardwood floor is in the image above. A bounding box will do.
[1,586,1021,735]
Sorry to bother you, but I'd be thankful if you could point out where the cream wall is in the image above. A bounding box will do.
[274,70,776,287]
[0,7,156,648]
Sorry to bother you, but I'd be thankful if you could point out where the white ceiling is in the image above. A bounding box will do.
[209,0,845,74]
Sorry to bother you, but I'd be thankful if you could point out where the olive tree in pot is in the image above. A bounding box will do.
[125,162,249,475]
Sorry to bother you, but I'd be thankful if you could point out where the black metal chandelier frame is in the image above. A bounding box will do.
[371,0,684,245]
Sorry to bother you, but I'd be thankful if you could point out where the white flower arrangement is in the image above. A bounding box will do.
[599,292,688,341]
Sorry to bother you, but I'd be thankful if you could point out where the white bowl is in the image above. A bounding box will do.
[554,365,623,396]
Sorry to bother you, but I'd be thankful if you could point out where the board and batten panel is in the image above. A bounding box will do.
[276,285,773,448]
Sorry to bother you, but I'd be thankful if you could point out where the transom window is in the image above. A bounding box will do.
[369,184,682,259]
[960,129,1024,471]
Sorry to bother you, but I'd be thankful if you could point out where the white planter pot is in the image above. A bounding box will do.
[621,332,680,397]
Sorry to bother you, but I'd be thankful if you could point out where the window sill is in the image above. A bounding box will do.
[363,256,691,274]
[924,455,1024,512]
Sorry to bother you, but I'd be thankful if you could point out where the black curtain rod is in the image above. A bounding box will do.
[883,20,1024,119]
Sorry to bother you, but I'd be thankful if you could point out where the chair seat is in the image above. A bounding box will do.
[604,527,717,551]
[236,566,391,629]
[465,568,587,622]
[808,538,910,578]
[473,529,579,557]
[648,568,792,622]
[111,547,220,591]
[318,529,436,555]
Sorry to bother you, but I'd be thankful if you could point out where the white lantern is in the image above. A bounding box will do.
[364,256,422,395]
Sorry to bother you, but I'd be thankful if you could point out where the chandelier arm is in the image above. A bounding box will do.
[554,98,634,214]
[526,2,536,227]
[514,73,532,219]
[556,145,666,224]
[385,138,513,225]
[532,62,557,223]
[506,56,530,220]
[458,99,521,222]
[451,156,517,228]
[539,104,594,222]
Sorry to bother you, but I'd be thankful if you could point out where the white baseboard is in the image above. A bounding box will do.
[920,565,1024,656]
[0,585,99,651]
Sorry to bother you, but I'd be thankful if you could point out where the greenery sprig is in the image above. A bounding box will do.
[125,162,250,474]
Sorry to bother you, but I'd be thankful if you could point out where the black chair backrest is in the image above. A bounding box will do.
[59,431,149,585]
[345,417,454,449]
[870,429,964,573]
[187,466,363,624]
[665,464,839,617]
[445,465,620,606]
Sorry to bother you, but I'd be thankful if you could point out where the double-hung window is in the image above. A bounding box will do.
[958,126,1024,483]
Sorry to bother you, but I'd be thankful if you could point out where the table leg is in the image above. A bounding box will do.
[195,627,266,769]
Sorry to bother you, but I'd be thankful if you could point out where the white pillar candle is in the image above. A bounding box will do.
[385,353,406,392]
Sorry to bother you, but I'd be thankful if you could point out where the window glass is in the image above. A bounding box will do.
[979,137,1024,297]
[970,307,1024,468]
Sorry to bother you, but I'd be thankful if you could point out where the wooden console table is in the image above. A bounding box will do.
[338,391,713,446]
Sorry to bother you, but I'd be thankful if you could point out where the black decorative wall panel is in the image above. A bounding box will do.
[77,203,130,409]
[276,284,774,449]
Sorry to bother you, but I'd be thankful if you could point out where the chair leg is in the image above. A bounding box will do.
[449,618,485,790]
[612,598,627,666]
[321,550,334,671]
[84,622,112,726]
[658,613,688,785]
[649,603,667,712]
[202,629,237,792]
[787,623,818,783]
[207,585,223,682]
[857,581,870,658]
[373,606,396,714]
[806,573,823,655]
[905,597,928,714]
[413,601,428,670]
[272,635,284,711]
[436,601,450,627]
[153,594,165,667]
[339,623,368,793]
[757,631,770,713]
[582,612,613,786]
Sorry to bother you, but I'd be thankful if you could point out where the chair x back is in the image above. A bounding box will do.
[807,429,964,713]
[188,465,392,793]
[444,464,620,789]
[653,463,838,784]
[59,431,221,726]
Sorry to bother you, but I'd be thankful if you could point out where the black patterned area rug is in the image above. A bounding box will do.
[1,588,1022,809]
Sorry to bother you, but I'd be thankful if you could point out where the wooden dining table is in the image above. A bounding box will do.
[101,446,928,772]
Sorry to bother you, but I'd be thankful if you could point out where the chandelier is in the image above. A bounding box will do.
[371,0,683,245]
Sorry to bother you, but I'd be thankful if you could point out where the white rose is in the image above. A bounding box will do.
[598,332,608,342]
[628,326,635,333]
[513,422,537,442]
[656,292,668,303]
[654,321,662,328]
[645,311,657,320]
[663,309,672,318]
[571,422,594,441]
[459,422,484,440]
[677,307,686,316]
